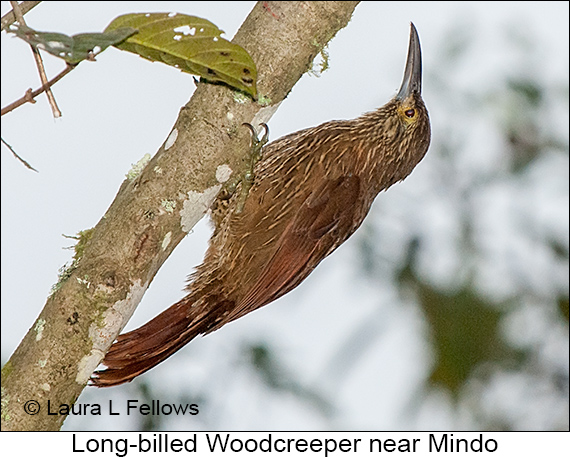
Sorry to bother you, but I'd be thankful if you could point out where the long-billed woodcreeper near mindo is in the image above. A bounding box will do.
[92,23,431,387]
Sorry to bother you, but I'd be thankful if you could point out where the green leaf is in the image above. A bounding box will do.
[105,13,257,98]
[8,24,137,64]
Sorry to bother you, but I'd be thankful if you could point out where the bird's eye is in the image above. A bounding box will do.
[404,108,416,118]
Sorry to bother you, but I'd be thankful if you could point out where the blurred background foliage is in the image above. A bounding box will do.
[357,19,568,429]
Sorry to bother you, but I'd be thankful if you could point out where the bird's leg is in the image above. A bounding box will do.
[221,123,269,214]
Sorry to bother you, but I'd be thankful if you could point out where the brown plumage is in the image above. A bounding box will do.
[91,23,431,387]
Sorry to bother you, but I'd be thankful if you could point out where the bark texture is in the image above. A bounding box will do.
[1,1,360,431]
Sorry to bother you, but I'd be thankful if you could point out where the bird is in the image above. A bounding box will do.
[91,23,431,387]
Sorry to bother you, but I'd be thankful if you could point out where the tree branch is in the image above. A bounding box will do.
[0,1,41,31]
[8,0,62,117]
[1,136,38,171]
[1,63,74,116]
[0,1,360,431]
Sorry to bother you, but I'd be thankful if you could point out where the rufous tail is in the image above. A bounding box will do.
[90,294,223,387]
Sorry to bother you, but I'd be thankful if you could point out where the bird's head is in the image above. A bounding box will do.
[358,24,431,180]
[394,22,430,148]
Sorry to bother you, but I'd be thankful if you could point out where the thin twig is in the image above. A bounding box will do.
[1,137,38,172]
[1,63,75,116]
[10,1,61,117]
[0,1,40,31]
[32,47,62,117]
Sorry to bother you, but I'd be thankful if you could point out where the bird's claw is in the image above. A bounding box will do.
[221,123,269,214]
[243,122,269,158]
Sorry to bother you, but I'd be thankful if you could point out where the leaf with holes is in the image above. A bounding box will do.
[8,24,137,64]
[105,12,257,98]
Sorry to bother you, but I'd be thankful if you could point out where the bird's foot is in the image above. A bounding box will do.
[221,123,269,214]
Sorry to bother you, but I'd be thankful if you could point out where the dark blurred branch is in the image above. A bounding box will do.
[1,137,38,171]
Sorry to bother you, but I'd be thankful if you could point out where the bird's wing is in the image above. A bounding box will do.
[222,174,363,325]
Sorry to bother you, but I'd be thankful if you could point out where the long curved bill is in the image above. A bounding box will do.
[396,22,422,100]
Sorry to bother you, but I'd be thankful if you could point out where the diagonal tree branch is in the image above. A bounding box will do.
[0,0,41,31]
[1,1,360,431]
[1,63,74,116]
[1,136,38,171]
